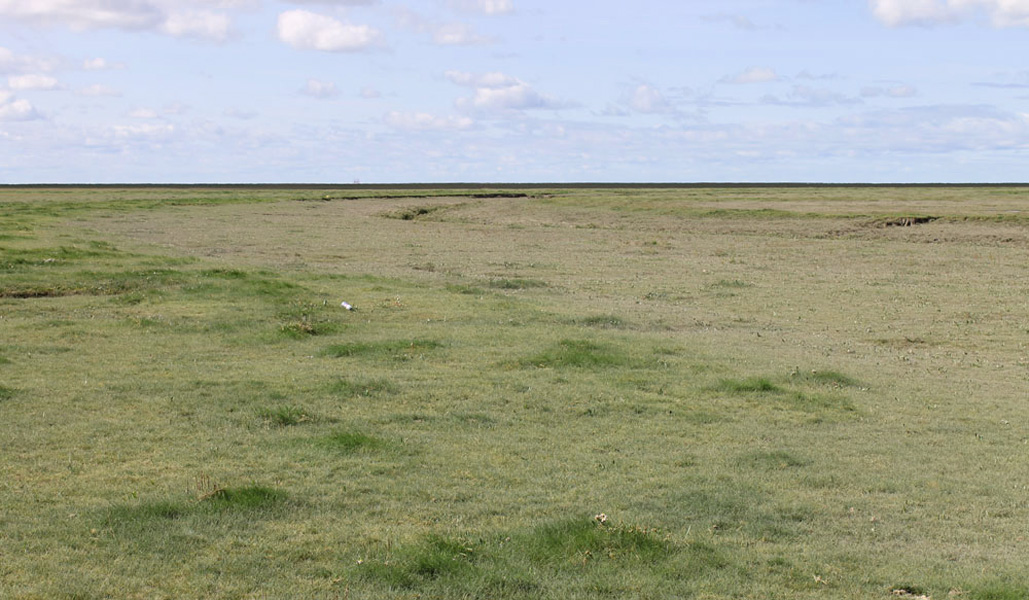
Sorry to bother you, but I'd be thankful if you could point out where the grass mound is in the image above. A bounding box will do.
[521,339,630,368]
[357,516,709,596]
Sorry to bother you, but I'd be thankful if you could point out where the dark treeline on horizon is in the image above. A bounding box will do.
[3,182,1029,190]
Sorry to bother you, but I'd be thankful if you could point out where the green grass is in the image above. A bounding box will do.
[713,376,783,394]
[258,404,313,426]
[488,277,548,290]
[2,185,1028,599]
[327,377,399,398]
[520,339,631,368]
[319,338,443,358]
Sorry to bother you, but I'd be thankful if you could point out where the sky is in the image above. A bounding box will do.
[1,0,1029,183]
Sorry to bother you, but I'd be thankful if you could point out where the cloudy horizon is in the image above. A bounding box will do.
[2,0,1028,183]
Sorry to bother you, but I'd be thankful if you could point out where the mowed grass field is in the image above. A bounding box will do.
[1,185,1027,599]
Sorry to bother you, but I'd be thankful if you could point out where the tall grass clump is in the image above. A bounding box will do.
[258,404,313,426]
[521,339,629,368]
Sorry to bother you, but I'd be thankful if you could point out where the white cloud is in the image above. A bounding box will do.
[628,84,669,113]
[0,47,60,74]
[721,67,779,84]
[456,83,568,112]
[0,96,40,121]
[0,1,233,40]
[8,74,61,91]
[77,84,121,97]
[129,108,159,118]
[447,70,572,114]
[277,9,384,52]
[449,0,513,15]
[431,22,490,45]
[871,0,1029,27]
[0,0,162,30]
[384,111,473,130]
[160,10,231,41]
[300,78,338,98]
[359,86,381,99]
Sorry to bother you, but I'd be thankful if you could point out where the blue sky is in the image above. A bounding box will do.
[1,0,1028,183]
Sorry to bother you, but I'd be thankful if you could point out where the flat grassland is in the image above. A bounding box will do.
[1,186,1027,599]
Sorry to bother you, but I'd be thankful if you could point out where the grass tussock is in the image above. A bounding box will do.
[320,339,443,359]
[573,314,631,329]
[102,485,288,526]
[382,204,456,220]
[258,404,313,427]
[445,283,488,295]
[488,277,548,290]
[0,385,15,400]
[792,369,863,389]
[328,377,399,398]
[521,339,630,369]
[713,376,784,394]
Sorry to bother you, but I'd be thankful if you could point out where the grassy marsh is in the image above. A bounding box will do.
[1,185,1028,599]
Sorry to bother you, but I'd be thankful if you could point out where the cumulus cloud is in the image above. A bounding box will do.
[359,86,381,99]
[627,84,670,113]
[456,83,568,112]
[8,74,61,91]
[721,67,779,84]
[448,0,513,15]
[300,78,339,98]
[871,0,1029,28]
[445,70,572,113]
[384,110,473,130]
[160,10,231,41]
[0,92,41,121]
[277,9,384,52]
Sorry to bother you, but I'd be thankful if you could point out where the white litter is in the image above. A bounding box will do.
[341,301,354,310]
